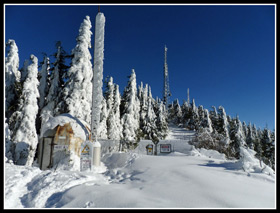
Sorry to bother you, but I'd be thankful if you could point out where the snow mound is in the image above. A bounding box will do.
[238,147,275,177]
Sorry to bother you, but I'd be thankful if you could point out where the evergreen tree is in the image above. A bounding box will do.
[105,76,115,139]
[197,105,205,127]
[107,84,122,140]
[63,16,93,124]
[37,56,50,133]
[229,116,246,159]
[52,42,70,116]
[40,43,69,131]
[5,118,13,161]
[38,56,50,111]
[270,130,275,170]
[104,76,114,115]
[246,122,255,149]
[202,109,213,133]
[143,86,159,142]
[260,128,275,169]
[20,59,29,82]
[186,99,199,130]
[217,106,230,145]
[139,83,149,138]
[242,121,248,139]
[156,101,168,140]
[209,106,219,131]
[169,99,182,125]
[5,39,21,120]
[181,100,189,127]
[138,81,144,103]
[253,125,262,160]
[11,55,40,166]
[120,69,140,151]
[176,100,183,125]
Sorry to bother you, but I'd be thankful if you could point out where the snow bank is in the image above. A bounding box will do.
[5,126,275,208]
[238,147,275,177]
[42,152,275,208]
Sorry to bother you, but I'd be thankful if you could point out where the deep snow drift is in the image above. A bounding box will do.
[4,126,275,209]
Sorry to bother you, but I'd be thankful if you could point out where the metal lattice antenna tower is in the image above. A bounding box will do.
[163,45,171,109]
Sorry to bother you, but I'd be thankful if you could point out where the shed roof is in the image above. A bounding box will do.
[40,113,91,140]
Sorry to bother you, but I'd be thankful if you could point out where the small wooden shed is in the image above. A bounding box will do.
[38,113,91,170]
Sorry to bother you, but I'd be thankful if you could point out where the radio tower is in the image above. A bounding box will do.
[163,45,171,109]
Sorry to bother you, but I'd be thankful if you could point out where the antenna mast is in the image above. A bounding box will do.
[187,88,190,105]
[163,45,171,109]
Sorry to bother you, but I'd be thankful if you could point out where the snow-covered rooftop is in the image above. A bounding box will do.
[40,113,90,141]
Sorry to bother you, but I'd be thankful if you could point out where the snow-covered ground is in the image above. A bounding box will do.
[4,126,275,209]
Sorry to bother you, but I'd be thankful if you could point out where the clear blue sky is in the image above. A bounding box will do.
[5,4,275,130]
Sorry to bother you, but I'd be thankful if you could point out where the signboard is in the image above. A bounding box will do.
[53,144,68,151]
[58,136,66,139]
[80,141,93,171]
[81,145,90,156]
[160,144,172,153]
[146,144,153,155]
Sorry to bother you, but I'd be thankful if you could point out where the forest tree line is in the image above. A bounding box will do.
[5,16,275,170]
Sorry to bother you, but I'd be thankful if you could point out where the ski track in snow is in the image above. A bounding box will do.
[5,126,275,208]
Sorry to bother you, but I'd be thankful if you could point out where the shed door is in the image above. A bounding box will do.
[40,137,54,170]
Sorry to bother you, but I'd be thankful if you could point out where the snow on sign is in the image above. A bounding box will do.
[160,144,172,153]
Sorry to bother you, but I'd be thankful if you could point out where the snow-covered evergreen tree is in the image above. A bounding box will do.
[169,99,182,125]
[139,83,149,138]
[121,69,140,151]
[38,56,50,111]
[229,116,246,159]
[105,76,114,138]
[181,100,190,127]
[209,106,219,131]
[156,101,168,139]
[217,106,230,145]
[176,100,183,125]
[202,108,213,133]
[246,122,255,149]
[5,39,21,119]
[105,76,114,115]
[114,84,123,139]
[12,54,40,166]
[197,105,205,126]
[143,86,159,143]
[107,84,122,140]
[51,42,70,116]
[5,118,13,161]
[252,125,262,159]
[36,56,50,133]
[20,59,29,81]
[186,99,199,130]
[63,16,93,124]
[41,44,69,131]
[260,128,275,169]
[242,121,248,139]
